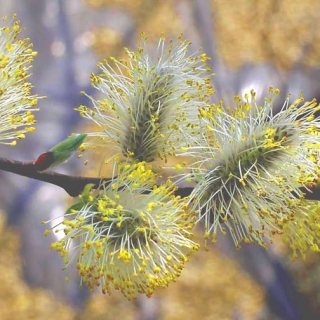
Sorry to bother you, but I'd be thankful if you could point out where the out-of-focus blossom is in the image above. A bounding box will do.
[76,34,212,163]
[0,213,75,319]
[0,15,39,145]
[46,161,198,300]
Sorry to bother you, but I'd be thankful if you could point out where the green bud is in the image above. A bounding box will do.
[65,183,95,215]
[34,133,87,171]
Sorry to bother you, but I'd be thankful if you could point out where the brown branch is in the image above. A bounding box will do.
[0,156,319,201]
[0,156,105,197]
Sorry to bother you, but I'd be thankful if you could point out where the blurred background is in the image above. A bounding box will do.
[1,0,320,319]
